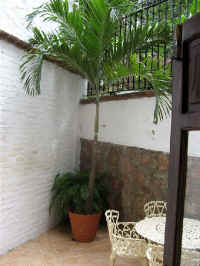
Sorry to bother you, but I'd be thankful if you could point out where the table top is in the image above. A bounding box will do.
[135,216,200,250]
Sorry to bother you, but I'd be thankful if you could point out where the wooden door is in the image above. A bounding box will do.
[163,13,200,266]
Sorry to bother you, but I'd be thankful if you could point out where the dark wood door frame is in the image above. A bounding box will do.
[163,13,200,266]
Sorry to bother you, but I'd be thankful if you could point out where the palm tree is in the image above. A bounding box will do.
[20,0,171,214]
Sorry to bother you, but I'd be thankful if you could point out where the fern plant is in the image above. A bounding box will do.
[49,171,108,222]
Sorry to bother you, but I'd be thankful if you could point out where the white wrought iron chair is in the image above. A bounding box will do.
[181,249,200,266]
[144,201,167,218]
[105,210,148,266]
[146,243,163,266]
[143,201,167,265]
[147,243,200,266]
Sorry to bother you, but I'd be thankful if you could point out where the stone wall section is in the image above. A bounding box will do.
[80,139,168,221]
[0,40,82,255]
[80,139,200,221]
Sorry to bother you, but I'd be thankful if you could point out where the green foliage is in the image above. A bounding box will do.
[20,0,172,123]
[20,51,44,96]
[131,54,172,124]
[49,171,108,221]
[103,53,171,123]
[176,0,200,24]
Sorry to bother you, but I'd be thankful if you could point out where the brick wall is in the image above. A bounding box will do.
[80,139,200,222]
[0,40,82,255]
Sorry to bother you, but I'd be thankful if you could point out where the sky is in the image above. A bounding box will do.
[0,0,73,41]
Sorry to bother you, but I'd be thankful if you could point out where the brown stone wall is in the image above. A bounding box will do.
[80,139,168,221]
[80,139,200,221]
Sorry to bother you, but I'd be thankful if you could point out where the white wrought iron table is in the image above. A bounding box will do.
[135,216,200,250]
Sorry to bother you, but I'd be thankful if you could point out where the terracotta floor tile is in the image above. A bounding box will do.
[0,227,148,266]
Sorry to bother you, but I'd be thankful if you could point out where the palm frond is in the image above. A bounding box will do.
[146,71,172,124]
[27,0,69,28]
[21,0,172,122]
[20,51,44,96]
[104,21,171,68]
[137,56,172,124]
[25,27,95,84]
[102,53,172,123]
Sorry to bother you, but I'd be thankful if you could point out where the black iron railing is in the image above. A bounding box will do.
[86,0,199,97]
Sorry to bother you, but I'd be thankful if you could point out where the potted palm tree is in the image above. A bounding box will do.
[20,0,171,241]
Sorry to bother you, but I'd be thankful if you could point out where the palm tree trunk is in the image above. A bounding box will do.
[85,87,100,213]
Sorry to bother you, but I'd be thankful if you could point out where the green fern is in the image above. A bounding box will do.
[49,171,108,221]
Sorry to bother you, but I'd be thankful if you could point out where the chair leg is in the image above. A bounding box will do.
[140,257,149,266]
[110,252,116,266]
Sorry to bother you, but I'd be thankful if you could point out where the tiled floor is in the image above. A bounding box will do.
[0,227,148,266]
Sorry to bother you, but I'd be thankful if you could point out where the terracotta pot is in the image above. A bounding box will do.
[68,211,102,242]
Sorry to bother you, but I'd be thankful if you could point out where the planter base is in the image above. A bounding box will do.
[69,211,102,242]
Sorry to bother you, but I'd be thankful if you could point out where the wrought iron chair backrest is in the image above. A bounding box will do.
[144,201,167,218]
[105,209,147,264]
[105,209,119,241]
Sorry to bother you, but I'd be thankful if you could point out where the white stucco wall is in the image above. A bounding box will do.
[79,97,171,151]
[0,0,82,255]
[79,98,200,157]
[0,40,82,255]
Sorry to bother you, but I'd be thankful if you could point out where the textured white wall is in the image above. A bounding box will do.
[79,98,200,157]
[0,40,82,255]
[79,98,171,152]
